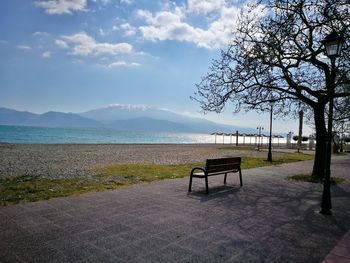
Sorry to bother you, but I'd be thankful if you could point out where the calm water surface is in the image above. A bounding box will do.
[0,125,215,144]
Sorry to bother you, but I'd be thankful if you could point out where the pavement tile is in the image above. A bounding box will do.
[0,246,23,263]
[0,204,29,218]
[231,249,277,263]
[154,227,193,243]
[17,224,67,244]
[78,252,126,263]
[133,222,170,235]
[156,244,194,262]
[102,223,132,235]
[322,254,350,263]
[74,229,111,243]
[176,235,214,251]
[55,221,97,235]
[111,243,148,262]
[46,235,82,250]
[1,226,31,244]
[331,245,350,259]
[15,246,67,263]
[134,252,167,263]
[11,212,52,226]
[339,234,350,248]
[117,229,148,243]
[1,155,350,263]
[205,240,247,261]
[179,252,226,263]
[59,243,105,262]
[91,235,128,251]
[133,236,170,251]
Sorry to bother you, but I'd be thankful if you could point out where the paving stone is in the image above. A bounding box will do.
[91,235,128,251]
[111,244,148,262]
[1,155,350,263]
[134,236,170,251]
[59,243,105,262]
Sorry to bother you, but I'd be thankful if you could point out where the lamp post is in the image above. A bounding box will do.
[257,126,263,151]
[340,120,345,153]
[267,100,275,162]
[320,32,345,215]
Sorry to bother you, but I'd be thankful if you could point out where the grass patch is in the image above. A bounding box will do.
[235,153,314,170]
[1,152,314,206]
[287,174,345,185]
[95,163,203,184]
[0,175,110,206]
[221,146,256,151]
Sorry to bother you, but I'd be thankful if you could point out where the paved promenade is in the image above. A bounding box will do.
[1,154,350,262]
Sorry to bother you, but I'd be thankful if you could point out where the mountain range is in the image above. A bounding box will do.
[0,105,255,133]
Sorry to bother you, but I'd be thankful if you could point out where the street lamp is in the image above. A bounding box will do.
[340,120,345,153]
[267,100,275,162]
[320,32,345,215]
[257,126,263,151]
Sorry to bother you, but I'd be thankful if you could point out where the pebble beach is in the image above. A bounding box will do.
[0,143,271,179]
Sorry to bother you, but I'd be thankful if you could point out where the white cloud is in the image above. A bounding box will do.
[108,61,141,67]
[136,1,265,49]
[120,0,133,4]
[35,0,87,15]
[120,23,136,36]
[55,39,68,49]
[138,8,220,48]
[42,51,52,58]
[32,31,50,37]
[17,45,32,50]
[187,0,225,14]
[99,28,106,36]
[60,32,133,56]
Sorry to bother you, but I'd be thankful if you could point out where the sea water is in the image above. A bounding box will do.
[0,125,215,144]
[0,125,287,145]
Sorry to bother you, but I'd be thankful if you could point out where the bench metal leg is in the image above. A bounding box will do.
[239,170,243,186]
[188,175,193,192]
[205,175,209,194]
[224,173,227,184]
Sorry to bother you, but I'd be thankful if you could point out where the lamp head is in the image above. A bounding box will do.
[321,32,345,58]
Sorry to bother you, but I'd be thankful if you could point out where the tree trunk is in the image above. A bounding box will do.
[297,110,303,152]
[312,105,327,180]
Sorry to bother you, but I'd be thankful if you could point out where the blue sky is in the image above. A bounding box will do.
[0,0,310,134]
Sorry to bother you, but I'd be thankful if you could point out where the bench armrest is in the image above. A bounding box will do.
[190,167,206,175]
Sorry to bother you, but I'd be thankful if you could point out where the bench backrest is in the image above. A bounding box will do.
[205,157,241,174]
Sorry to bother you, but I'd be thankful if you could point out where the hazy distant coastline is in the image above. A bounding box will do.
[0,105,257,134]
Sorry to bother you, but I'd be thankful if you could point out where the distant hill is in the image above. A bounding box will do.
[0,108,102,128]
[25,111,103,128]
[79,104,254,133]
[110,117,192,132]
[0,108,37,125]
[80,104,192,124]
[0,105,256,133]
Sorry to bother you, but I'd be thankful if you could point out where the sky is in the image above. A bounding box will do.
[0,0,312,135]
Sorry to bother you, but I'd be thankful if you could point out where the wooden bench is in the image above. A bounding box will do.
[188,157,242,194]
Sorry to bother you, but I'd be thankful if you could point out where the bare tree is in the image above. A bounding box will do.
[193,0,350,180]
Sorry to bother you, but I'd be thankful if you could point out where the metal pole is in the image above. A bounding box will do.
[321,58,336,215]
[268,104,273,162]
[340,121,344,152]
